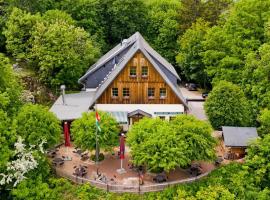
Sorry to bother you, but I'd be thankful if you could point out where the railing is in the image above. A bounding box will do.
[55,169,212,193]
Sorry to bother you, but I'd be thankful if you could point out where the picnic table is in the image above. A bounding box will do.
[52,157,64,166]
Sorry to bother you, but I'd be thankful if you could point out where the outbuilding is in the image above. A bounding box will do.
[222,126,259,158]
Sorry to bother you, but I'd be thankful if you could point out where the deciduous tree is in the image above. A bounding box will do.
[71,111,120,152]
[258,109,270,137]
[145,0,181,64]
[4,8,41,59]
[0,53,22,116]
[127,116,216,172]
[29,10,100,88]
[245,134,270,189]
[176,19,210,87]
[204,81,252,129]
[13,104,61,149]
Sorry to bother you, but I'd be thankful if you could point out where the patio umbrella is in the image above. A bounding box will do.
[64,121,71,147]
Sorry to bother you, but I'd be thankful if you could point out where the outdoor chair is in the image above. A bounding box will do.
[215,156,224,166]
[80,154,89,161]
[189,163,203,176]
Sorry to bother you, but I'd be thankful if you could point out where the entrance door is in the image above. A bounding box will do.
[130,114,144,125]
[128,109,152,126]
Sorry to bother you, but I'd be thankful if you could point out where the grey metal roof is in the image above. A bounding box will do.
[50,91,95,121]
[222,126,258,147]
[80,32,187,108]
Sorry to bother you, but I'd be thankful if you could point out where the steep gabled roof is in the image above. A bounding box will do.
[79,32,187,108]
[79,32,180,84]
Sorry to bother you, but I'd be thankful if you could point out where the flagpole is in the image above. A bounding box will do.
[95,125,99,164]
[95,104,99,174]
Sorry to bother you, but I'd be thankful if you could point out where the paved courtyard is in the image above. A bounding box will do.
[51,145,215,186]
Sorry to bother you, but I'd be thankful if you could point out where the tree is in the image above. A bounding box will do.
[127,118,181,172]
[71,111,120,153]
[4,8,41,59]
[7,0,57,13]
[0,110,15,173]
[178,0,232,32]
[0,0,9,51]
[245,134,270,189]
[29,10,100,88]
[176,185,235,200]
[178,0,203,31]
[204,81,252,129]
[258,109,270,137]
[202,0,270,84]
[0,53,22,116]
[176,19,210,87]
[170,115,216,162]
[56,0,107,52]
[99,0,147,45]
[201,0,233,25]
[13,104,61,149]
[145,0,181,64]
[242,43,270,110]
[127,116,216,172]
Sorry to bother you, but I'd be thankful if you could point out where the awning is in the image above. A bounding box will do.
[107,111,128,124]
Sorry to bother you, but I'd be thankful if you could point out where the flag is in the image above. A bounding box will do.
[95,111,101,132]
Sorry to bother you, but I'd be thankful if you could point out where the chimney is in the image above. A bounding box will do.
[60,85,66,105]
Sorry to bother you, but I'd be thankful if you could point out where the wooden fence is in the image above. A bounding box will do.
[55,169,212,193]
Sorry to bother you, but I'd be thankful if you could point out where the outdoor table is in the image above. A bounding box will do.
[153,174,167,183]
[73,149,82,155]
[47,150,57,158]
[80,154,89,161]
[53,158,64,166]
[73,166,87,177]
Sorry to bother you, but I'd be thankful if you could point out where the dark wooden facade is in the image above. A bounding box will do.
[97,51,182,104]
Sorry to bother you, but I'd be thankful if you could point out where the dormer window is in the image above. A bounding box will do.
[142,66,148,77]
[130,66,137,77]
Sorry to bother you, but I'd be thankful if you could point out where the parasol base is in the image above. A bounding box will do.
[116,168,126,174]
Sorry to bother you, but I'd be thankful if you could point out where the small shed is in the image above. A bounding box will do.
[222,126,258,157]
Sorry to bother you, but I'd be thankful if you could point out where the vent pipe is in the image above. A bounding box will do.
[60,85,66,105]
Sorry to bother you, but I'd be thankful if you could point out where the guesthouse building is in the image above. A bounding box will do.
[50,32,187,130]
